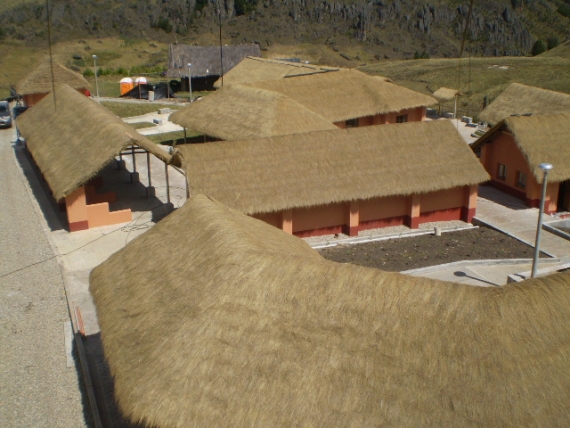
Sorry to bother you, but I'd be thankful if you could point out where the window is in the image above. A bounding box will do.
[396,114,408,123]
[346,118,358,128]
[497,164,507,180]
[516,171,527,189]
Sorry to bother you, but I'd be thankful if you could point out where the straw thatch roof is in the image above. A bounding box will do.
[17,60,91,95]
[169,85,337,140]
[167,44,261,78]
[90,193,570,428]
[248,70,436,122]
[432,87,460,101]
[472,113,570,183]
[213,56,340,88]
[17,84,171,201]
[171,120,489,214]
[479,83,570,125]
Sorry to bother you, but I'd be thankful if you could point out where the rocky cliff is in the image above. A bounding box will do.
[1,0,568,58]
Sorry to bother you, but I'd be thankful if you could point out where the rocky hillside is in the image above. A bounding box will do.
[1,0,569,59]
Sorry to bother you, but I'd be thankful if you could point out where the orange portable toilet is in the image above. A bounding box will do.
[120,77,134,95]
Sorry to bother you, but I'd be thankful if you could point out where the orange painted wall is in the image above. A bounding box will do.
[292,202,348,233]
[23,93,48,107]
[253,211,281,228]
[360,195,408,221]
[480,132,559,212]
[420,187,464,213]
[332,106,427,129]
[254,185,476,237]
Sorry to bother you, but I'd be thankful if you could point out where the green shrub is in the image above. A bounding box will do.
[83,68,95,77]
[531,40,547,56]
[547,36,560,50]
[154,17,173,33]
[558,4,570,17]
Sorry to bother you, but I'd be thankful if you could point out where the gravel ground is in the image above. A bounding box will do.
[0,128,89,427]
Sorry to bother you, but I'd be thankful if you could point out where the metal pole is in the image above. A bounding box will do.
[531,163,553,278]
[165,163,171,204]
[92,55,99,97]
[118,153,122,169]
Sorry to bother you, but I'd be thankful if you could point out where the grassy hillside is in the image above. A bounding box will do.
[360,56,570,120]
[0,0,38,14]
[539,40,570,58]
[0,37,170,98]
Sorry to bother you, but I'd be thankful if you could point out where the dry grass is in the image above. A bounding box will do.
[172,120,489,215]
[360,56,570,121]
[130,122,156,130]
[90,193,570,428]
[100,101,181,118]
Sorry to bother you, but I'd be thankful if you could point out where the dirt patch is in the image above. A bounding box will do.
[318,226,547,272]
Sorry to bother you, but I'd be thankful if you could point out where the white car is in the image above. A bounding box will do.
[0,101,12,129]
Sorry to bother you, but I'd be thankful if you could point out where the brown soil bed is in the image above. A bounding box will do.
[318,226,547,272]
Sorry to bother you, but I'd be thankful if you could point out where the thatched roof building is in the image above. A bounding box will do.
[248,70,436,123]
[91,193,570,427]
[167,43,261,79]
[479,83,570,125]
[17,60,91,95]
[213,56,339,88]
[432,87,460,101]
[171,120,488,215]
[17,84,171,201]
[472,113,570,183]
[169,85,337,140]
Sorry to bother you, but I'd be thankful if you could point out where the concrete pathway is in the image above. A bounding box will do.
[403,258,566,286]
[475,185,570,258]
[0,127,89,427]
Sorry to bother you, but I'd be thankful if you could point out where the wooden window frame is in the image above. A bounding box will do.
[396,114,408,123]
[516,171,527,189]
[497,163,507,180]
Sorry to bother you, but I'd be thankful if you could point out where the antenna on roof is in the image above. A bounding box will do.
[46,0,56,110]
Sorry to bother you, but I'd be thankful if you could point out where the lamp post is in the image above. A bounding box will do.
[92,55,99,97]
[531,162,553,278]
[187,63,193,102]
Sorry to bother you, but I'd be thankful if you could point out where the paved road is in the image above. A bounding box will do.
[0,127,89,427]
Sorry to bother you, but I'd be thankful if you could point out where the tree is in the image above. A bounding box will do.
[546,36,560,50]
[531,40,546,56]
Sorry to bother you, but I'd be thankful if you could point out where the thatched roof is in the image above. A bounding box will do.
[213,56,340,88]
[248,70,436,122]
[17,85,171,201]
[169,85,337,140]
[472,113,570,183]
[17,60,91,95]
[90,193,570,428]
[432,87,460,101]
[479,83,570,125]
[171,120,489,215]
[167,44,261,78]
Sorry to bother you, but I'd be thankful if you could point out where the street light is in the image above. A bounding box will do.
[92,55,99,97]
[531,162,553,278]
[187,63,193,102]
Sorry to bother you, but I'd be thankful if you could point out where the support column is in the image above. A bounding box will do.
[130,146,139,183]
[146,152,155,198]
[282,209,293,234]
[406,194,421,229]
[184,128,187,144]
[461,185,478,223]
[343,201,359,236]
[65,186,89,232]
[165,163,171,204]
